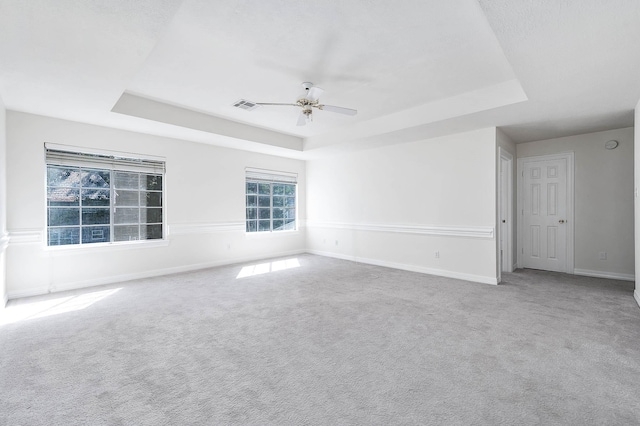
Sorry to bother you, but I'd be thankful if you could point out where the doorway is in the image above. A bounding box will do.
[499,148,513,276]
[517,153,574,273]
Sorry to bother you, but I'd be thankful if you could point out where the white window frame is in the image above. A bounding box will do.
[245,168,298,233]
[44,143,167,248]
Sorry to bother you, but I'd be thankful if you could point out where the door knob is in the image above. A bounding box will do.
[559,219,565,224]
[502,220,506,223]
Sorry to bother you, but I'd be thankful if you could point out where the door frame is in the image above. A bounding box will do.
[517,152,575,273]
[498,147,514,278]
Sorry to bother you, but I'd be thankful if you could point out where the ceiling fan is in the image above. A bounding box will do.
[239,82,357,127]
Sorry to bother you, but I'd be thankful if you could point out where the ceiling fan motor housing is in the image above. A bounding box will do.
[297,98,317,109]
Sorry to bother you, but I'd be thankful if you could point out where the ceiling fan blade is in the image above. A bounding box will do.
[305,87,324,102]
[296,112,307,126]
[256,103,299,107]
[317,104,357,116]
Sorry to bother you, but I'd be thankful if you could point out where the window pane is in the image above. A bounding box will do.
[258,183,270,195]
[48,188,79,206]
[48,208,80,226]
[48,227,80,246]
[82,226,110,244]
[284,184,295,196]
[81,189,110,206]
[273,184,285,195]
[142,192,162,207]
[283,220,296,231]
[114,172,139,189]
[144,174,162,191]
[47,153,165,246]
[82,208,110,225]
[48,166,80,187]
[141,208,162,224]
[115,190,139,206]
[142,224,163,240]
[258,220,271,232]
[81,170,110,188]
[114,225,139,242]
[245,179,295,234]
[114,208,139,224]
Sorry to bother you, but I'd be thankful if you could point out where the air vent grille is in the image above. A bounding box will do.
[232,99,259,111]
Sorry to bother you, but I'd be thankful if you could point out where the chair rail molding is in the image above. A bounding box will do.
[0,232,9,252]
[306,221,494,239]
[8,229,43,244]
[169,222,245,236]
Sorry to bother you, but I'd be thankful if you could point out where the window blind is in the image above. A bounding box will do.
[45,145,166,174]
[245,167,297,184]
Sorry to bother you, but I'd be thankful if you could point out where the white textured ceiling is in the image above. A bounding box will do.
[475,0,640,143]
[0,0,638,157]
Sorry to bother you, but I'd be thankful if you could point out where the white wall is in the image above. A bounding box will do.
[0,95,7,308]
[306,127,499,284]
[517,127,634,280]
[5,112,306,298]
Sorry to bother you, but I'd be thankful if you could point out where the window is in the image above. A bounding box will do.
[245,168,297,233]
[45,145,165,246]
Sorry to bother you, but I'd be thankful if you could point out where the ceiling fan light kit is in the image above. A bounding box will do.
[233,82,357,126]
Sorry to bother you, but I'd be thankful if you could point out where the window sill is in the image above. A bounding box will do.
[45,239,169,255]
[245,230,300,239]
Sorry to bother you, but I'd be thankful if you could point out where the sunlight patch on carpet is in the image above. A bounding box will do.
[236,258,300,279]
[0,288,121,325]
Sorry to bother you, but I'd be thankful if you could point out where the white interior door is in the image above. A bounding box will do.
[499,150,513,273]
[500,161,508,271]
[521,156,569,272]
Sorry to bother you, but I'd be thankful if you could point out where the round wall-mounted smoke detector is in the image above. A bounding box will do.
[605,140,619,150]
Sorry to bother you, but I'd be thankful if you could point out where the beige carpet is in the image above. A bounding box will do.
[1,254,639,425]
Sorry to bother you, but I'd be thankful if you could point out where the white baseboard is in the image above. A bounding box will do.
[7,249,306,300]
[635,290,640,309]
[306,249,498,285]
[573,268,635,282]
[6,287,51,300]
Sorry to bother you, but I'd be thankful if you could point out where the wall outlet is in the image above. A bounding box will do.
[435,251,440,259]
[335,240,339,246]
[599,251,607,260]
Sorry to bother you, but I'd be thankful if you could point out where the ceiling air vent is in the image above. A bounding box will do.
[232,99,259,111]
